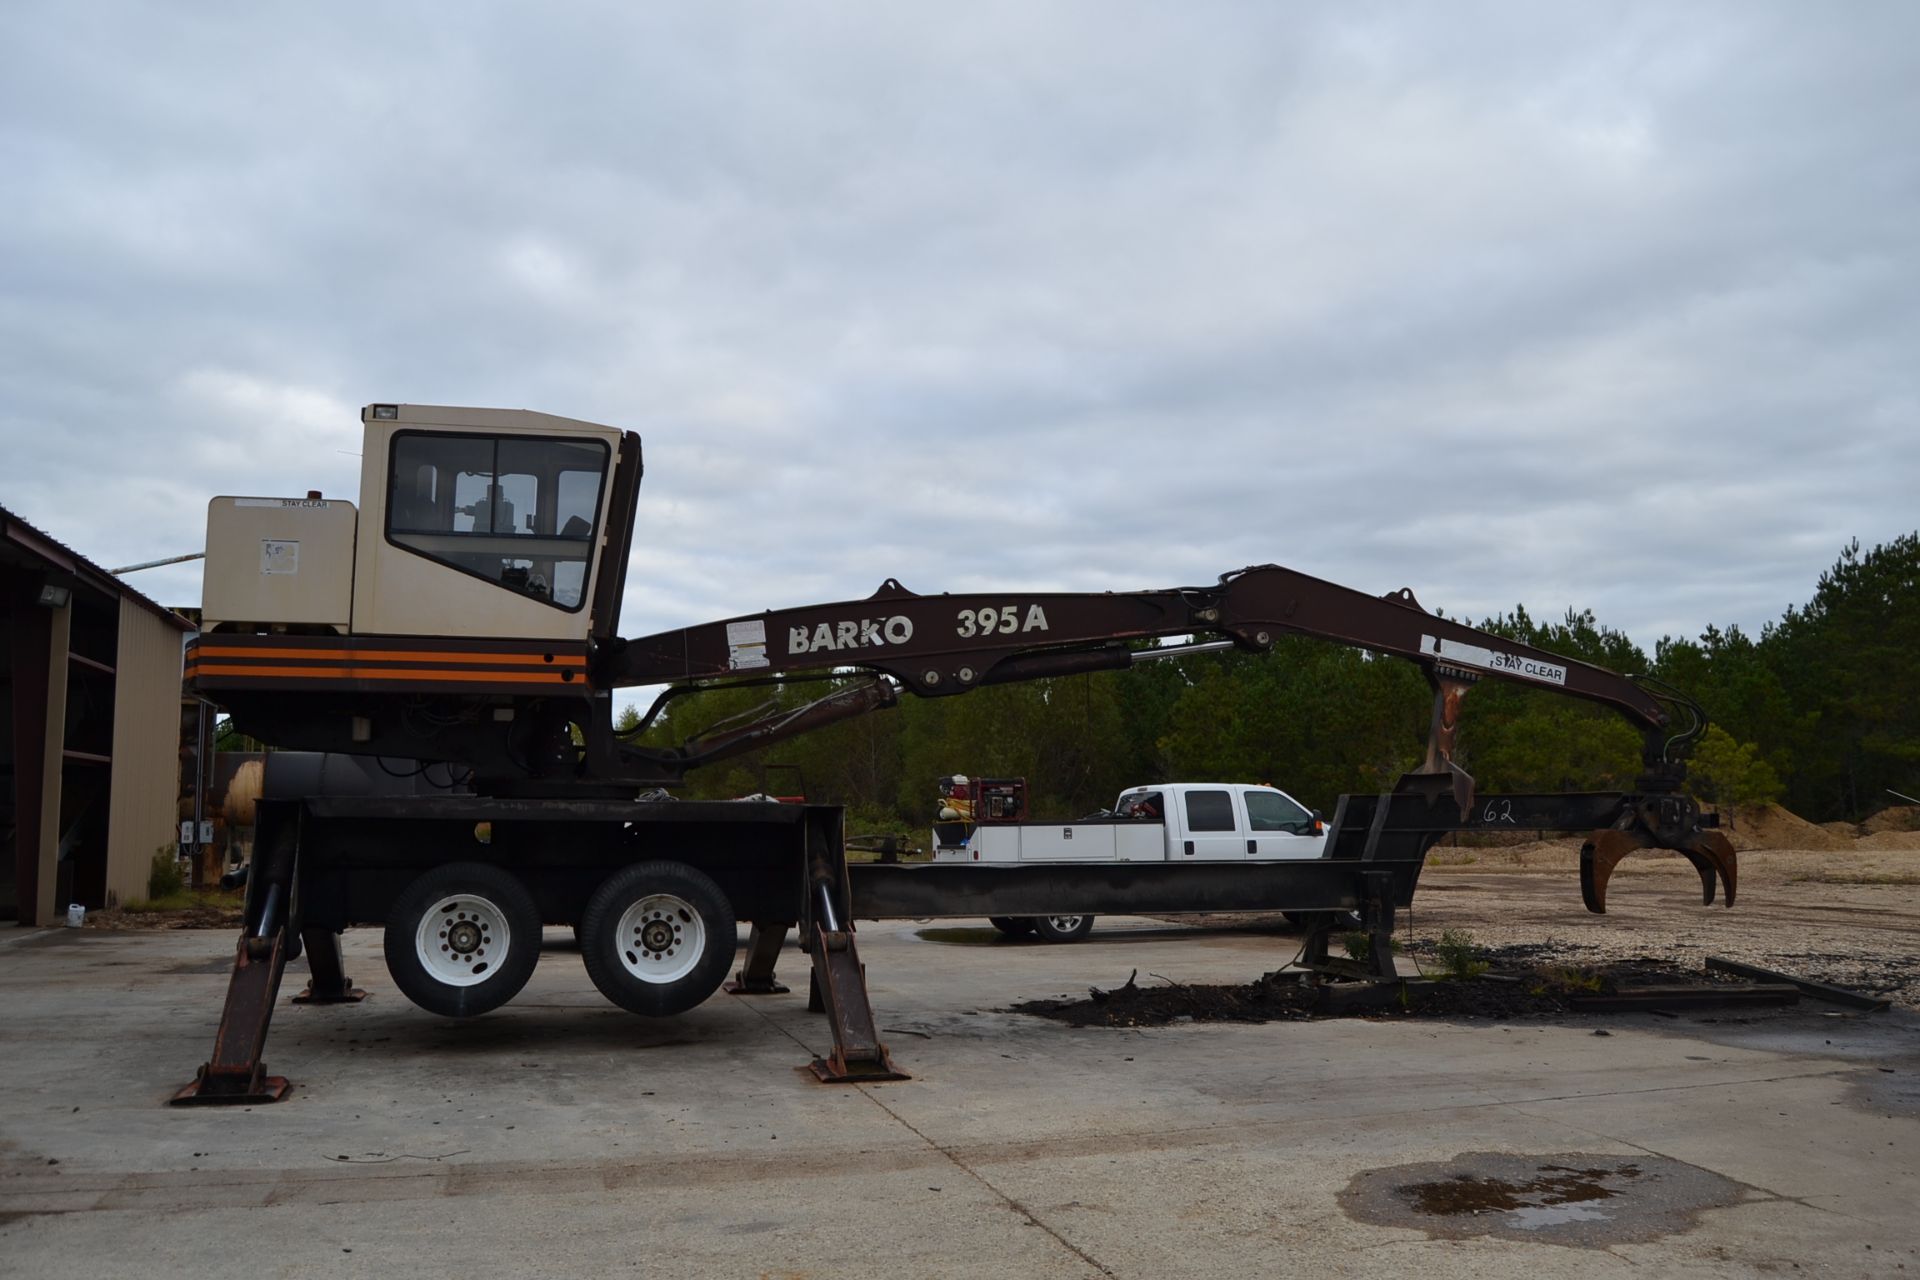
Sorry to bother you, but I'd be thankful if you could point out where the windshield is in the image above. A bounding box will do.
[387,432,608,610]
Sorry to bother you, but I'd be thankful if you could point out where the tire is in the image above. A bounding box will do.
[1030,914,1095,943]
[384,862,541,1018]
[989,916,1035,937]
[579,861,736,1017]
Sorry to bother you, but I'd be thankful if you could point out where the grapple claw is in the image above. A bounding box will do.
[1687,828,1738,908]
[1581,824,1738,914]
[1580,828,1646,914]
[1676,849,1720,906]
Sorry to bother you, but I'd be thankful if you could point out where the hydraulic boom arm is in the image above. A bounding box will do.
[586,563,1728,914]
[600,563,1692,779]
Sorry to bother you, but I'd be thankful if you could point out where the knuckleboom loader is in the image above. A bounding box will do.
[175,403,1737,1103]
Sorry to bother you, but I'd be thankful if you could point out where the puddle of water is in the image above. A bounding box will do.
[1340,1151,1741,1246]
[1509,1203,1614,1230]
[1404,1163,1639,1217]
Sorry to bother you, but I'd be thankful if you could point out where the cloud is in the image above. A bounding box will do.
[0,0,1915,681]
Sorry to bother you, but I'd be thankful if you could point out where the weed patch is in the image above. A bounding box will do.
[1434,929,1490,979]
[122,889,243,915]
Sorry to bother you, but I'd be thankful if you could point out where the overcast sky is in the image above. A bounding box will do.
[4,2,1916,669]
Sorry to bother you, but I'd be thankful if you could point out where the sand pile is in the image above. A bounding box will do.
[1723,803,1854,852]
[1856,829,1920,851]
[1864,804,1920,835]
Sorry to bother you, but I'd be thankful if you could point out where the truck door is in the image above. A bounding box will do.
[1177,788,1244,860]
[1242,787,1326,859]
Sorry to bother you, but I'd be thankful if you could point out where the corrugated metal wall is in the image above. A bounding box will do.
[30,604,71,925]
[106,599,184,907]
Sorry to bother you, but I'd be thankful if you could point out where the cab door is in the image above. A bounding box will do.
[1242,787,1326,859]
[1176,788,1246,860]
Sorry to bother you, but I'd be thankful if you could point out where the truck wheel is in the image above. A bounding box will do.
[1030,914,1095,943]
[579,861,736,1017]
[384,863,541,1018]
[989,916,1035,938]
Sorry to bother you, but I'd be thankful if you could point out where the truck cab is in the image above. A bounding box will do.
[1114,783,1325,860]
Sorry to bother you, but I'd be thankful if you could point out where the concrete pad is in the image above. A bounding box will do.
[2,916,1916,1277]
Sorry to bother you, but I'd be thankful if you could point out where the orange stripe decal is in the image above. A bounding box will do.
[188,645,583,667]
[188,663,587,685]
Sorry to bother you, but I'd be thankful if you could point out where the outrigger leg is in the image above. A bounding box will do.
[291,927,367,1004]
[171,819,299,1105]
[801,831,907,1083]
[725,921,794,995]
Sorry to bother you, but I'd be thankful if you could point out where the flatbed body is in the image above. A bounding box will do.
[276,793,835,936]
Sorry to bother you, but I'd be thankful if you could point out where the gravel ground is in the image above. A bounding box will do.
[1404,843,1920,1009]
[1158,843,1920,1010]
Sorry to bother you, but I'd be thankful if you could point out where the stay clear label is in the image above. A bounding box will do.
[1420,635,1567,686]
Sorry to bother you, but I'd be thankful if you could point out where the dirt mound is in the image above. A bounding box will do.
[1864,805,1920,835]
[1821,820,1863,837]
[1855,830,1920,852]
[1723,803,1853,852]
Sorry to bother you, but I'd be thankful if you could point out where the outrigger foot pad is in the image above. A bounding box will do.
[809,1054,910,1084]
[170,1067,291,1107]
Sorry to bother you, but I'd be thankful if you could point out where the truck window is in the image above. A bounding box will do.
[1184,789,1236,832]
[1244,789,1312,833]
[387,432,609,610]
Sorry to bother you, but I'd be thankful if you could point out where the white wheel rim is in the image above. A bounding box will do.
[1045,916,1085,931]
[415,893,512,987]
[614,893,706,985]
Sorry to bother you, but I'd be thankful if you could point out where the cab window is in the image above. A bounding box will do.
[1184,789,1236,832]
[1244,789,1313,833]
[387,432,608,610]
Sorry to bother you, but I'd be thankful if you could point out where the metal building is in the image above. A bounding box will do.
[2,505,192,926]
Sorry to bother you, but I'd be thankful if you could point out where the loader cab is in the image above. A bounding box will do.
[352,404,639,642]
[200,404,639,639]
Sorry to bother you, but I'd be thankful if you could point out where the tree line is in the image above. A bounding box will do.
[629,534,1919,832]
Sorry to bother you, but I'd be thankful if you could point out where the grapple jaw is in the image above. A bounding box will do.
[1580,800,1737,914]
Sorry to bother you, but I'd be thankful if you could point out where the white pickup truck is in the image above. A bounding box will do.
[929,779,1326,942]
